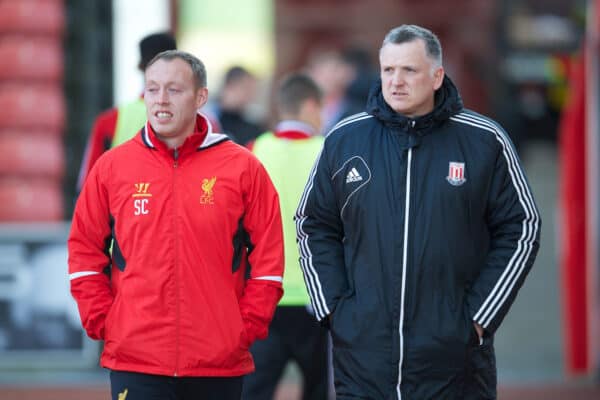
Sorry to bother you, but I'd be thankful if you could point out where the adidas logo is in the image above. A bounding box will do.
[346,167,363,183]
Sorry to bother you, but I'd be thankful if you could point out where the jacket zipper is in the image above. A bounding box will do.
[173,147,179,377]
[396,144,413,399]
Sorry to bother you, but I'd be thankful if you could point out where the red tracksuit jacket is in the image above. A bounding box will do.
[68,114,284,377]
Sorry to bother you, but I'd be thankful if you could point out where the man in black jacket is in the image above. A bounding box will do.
[295,24,541,399]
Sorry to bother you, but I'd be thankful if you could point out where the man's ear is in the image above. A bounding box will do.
[433,66,445,90]
[196,87,209,109]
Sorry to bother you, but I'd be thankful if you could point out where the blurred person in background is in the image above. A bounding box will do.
[340,46,378,118]
[243,73,328,400]
[296,24,541,399]
[68,50,284,400]
[76,32,177,192]
[207,65,265,145]
[304,49,355,134]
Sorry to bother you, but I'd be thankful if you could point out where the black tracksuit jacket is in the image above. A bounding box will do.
[295,76,541,399]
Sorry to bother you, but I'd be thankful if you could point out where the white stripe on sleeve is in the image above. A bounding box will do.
[69,271,100,281]
[253,275,283,283]
[450,112,540,328]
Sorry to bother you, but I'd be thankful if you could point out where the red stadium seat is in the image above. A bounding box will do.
[0,132,64,178]
[0,0,64,35]
[0,177,63,221]
[0,36,63,80]
[0,83,65,130]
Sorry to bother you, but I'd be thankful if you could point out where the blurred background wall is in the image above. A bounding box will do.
[0,0,599,398]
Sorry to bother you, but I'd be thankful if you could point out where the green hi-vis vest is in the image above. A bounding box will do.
[111,98,147,148]
[252,132,324,306]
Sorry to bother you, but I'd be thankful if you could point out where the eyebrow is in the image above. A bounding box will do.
[145,80,183,87]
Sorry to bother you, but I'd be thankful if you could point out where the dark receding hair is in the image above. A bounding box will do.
[381,24,443,68]
[146,50,207,88]
[277,73,323,116]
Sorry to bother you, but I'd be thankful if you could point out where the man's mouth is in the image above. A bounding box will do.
[155,111,173,119]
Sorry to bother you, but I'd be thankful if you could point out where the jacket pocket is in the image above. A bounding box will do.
[239,323,251,350]
[234,297,251,351]
[330,290,384,350]
[464,335,497,399]
[330,292,354,348]
[103,294,119,341]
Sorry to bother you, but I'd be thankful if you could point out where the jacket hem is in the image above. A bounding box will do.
[101,360,254,377]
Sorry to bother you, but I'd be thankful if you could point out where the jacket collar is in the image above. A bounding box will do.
[140,112,230,151]
[366,75,464,134]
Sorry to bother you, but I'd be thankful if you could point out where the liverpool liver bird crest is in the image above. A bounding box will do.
[202,176,217,197]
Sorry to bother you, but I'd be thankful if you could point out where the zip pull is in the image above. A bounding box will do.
[173,148,179,168]
[410,120,416,128]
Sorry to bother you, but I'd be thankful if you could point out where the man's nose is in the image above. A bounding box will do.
[158,88,169,103]
[391,71,404,86]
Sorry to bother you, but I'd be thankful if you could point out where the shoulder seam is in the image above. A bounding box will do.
[326,112,373,138]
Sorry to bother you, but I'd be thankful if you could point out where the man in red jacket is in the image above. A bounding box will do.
[68,50,284,400]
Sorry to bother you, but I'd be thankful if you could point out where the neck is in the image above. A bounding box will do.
[155,117,197,149]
